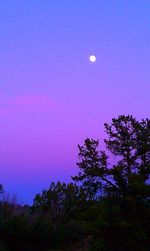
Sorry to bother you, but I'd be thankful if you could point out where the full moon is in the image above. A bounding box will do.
[89,54,96,63]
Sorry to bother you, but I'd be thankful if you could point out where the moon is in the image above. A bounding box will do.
[89,54,96,63]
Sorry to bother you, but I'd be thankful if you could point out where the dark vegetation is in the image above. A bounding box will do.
[0,115,150,250]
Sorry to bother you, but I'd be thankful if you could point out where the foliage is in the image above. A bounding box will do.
[0,115,150,250]
[73,115,150,201]
[33,181,88,220]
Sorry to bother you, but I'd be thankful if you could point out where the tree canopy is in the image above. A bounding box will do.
[72,115,150,200]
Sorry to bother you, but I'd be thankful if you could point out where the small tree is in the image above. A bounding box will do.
[0,185,3,194]
[0,185,4,202]
[33,182,87,219]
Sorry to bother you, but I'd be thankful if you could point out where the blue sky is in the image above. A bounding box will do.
[0,0,150,204]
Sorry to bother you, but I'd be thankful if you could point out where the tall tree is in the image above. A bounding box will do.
[72,138,118,198]
[72,115,150,200]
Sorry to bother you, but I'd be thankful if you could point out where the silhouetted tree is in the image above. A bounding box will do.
[33,181,87,220]
[72,138,111,199]
[0,185,4,196]
[73,115,150,200]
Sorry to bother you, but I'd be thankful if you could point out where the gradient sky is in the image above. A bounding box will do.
[0,1,150,204]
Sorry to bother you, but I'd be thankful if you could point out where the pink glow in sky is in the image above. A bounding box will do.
[0,1,150,204]
[0,94,58,115]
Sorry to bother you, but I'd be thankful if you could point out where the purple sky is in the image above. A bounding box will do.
[0,1,150,204]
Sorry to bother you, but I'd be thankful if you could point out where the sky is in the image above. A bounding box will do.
[0,0,150,204]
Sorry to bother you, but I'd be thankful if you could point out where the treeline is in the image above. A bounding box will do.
[0,115,150,251]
